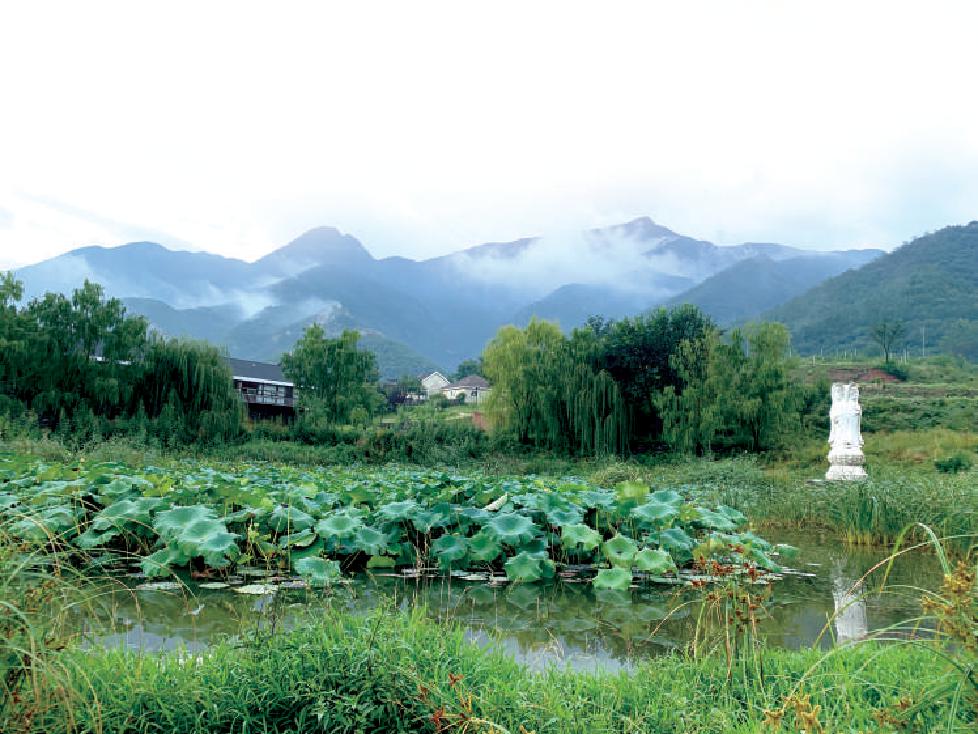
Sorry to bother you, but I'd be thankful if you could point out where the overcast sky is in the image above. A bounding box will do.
[1,1,977,269]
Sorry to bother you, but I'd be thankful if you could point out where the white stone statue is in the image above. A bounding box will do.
[826,382,867,480]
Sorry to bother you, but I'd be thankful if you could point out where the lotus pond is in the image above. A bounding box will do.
[1,453,942,671]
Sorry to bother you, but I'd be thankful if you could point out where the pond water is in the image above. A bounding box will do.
[86,529,941,672]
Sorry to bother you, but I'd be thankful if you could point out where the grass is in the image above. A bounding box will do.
[16,606,974,734]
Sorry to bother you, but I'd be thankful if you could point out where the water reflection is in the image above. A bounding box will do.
[82,530,939,671]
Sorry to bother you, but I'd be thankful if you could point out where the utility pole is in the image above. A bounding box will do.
[921,325,926,359]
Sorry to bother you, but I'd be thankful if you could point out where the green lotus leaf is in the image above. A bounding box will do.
[352,526,389,556]
[141,546,188,578]
[467,530,503,563]
[376,500,419,522]
[293,556,341,588]
[656,527,696,560]
[631,500,679,527]
[592,567,633,590]
[430,533,468,570]
[486,513,538,545]
[278,528,317,549]
[715,504,747,527]
[74,527,120,549]
[650,489,683,505]
[153,505,218,542]
[9,506,79,543]
[602,534,638,567]
[615,480,649,503]
[91,497,163,532]
[561,523,602,552]
[316,513,364,540]
[504,552,555,583]
[634,548,676,574]
[175,518,240,567]
[576,489,616,510]
[410,503,454,533]
[546,506,584,527]
[268,505,315,533]
[693,508,737,532]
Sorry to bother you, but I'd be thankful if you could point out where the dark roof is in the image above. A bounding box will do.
[227,357,290,384]
[445,375,490,390]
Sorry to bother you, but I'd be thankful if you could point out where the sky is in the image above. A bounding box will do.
[1,1,977,270]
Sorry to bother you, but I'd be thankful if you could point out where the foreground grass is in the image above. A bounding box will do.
[11,608,973,734]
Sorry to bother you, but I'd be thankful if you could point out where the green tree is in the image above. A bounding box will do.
[282,326,382,426]
[590,305,715,441]
[871,319,907,363]
[482,319,626,455]
[453,358,483,381]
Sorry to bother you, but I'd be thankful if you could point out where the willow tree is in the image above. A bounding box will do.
[137,337,243,443]
[282,326,382,426]
[482,319,627,456]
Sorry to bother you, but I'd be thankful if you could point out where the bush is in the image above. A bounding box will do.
[934,452,973,474]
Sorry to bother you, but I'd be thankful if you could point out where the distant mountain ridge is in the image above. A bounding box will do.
[764,222,978,358]
[13,217,884,376]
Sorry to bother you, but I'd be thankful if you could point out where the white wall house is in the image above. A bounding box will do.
[441,375,492,404]
[420,371,451,397]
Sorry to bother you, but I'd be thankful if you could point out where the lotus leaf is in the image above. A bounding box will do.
[91,497,164,532]
[650,489,683,505]
[376,500,419,522]
[154,505,218,542]
[316,513,363,540]
[278,528,317,549]
[430,533,468,569]
[716,504,747,527]
[293,556,341,587]
[268,505,315,533]
[352,526,389,556]
[634,548,676,574]
[486,513,537,545]
[615,480,649,503]
[576,489,616,510]
[693,508,737,532]
[504,552,555,582]
[631,500,679,527]
[592,567,633,590]
[410,503,454,533]
[467,530,503,563]
[561,523,602,552]
[602,534,638,567]
[546,506,584,527]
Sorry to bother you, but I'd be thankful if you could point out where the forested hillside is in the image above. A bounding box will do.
[766,222,978,359]
[667,251,880,325]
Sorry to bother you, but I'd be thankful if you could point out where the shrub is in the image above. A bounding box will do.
[934,453,973,474]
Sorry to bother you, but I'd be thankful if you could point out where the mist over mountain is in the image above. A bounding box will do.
[13,217,883,376]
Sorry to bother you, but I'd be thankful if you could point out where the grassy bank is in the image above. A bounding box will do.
[9,608,973,734]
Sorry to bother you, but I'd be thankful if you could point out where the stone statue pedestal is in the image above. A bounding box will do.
[826,382,867,481]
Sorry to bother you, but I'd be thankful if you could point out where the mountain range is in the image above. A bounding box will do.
[13,218,884,376]
[766,221,978,359]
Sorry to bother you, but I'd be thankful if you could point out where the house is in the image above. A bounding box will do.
[228,357,295,420]
[420,371,451,398]
[441,375,492,404]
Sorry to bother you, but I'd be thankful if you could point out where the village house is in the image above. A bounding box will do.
[420,371,451,398]
[441,375,492,404]
[228,357,295,421]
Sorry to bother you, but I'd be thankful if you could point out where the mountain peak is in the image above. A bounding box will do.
[256,226,373,274]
